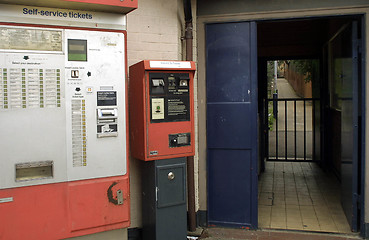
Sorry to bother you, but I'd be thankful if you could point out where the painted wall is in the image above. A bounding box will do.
[126,0,198,229]
[197,0,369,16]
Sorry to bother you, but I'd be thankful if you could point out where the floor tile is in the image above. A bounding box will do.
[258,162,351,234]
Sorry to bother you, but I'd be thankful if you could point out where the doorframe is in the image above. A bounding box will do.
[197,8,367,236]
[359,14,366,236]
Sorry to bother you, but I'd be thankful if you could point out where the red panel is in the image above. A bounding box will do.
[0,176,130,240]
[147,121,193,158]
[62,0,137,11]
[129,62,147,161]
[69,176,129,231]
[0,183,69,240]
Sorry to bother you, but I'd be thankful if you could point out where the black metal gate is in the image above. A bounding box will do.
[266,97,318,162]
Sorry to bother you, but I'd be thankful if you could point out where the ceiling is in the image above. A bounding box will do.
[257,16,358,59]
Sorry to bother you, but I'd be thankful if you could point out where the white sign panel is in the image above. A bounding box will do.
[150,61,192,69]
[0,4,126,30]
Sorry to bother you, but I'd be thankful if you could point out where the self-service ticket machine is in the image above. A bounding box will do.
[129,60,196,240]
[0,1,136,239]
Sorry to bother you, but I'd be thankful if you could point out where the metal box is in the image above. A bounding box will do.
[141,157,187,240]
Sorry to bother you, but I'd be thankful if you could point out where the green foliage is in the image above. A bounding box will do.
[285,60,315,82]
[268,104,275,131]
[267,61,275,81]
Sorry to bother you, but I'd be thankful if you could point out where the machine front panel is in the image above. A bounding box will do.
[0,25,127,189]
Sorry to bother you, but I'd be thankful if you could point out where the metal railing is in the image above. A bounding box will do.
[266,97,318,162]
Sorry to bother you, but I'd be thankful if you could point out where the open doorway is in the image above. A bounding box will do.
[205,15,364,235]
[257,17,363,233]
[258,59,350,233]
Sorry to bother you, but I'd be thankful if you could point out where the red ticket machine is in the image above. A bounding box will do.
[129,60,196,161]
[129,60,196,240]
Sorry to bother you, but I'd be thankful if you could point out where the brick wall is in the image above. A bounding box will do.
[127,0,184,67]
[284,64,312,98]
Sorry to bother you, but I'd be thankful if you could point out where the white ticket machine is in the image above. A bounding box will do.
[0,2,134,239]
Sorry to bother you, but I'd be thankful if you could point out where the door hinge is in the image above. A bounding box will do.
[354,193,361,209]
[155,187,158,202]
[117,189,123,205]
[357,39,363,54]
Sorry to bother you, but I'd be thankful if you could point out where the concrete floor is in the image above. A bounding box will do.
[258,162,351,233]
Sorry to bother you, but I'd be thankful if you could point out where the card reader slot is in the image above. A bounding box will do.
[97,109,118,119]
[97,119,116,123]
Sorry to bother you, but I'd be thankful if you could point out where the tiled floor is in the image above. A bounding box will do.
[258,162,352,233]
[200,227,361,240]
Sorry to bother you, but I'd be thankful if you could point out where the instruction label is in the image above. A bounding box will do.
[97,91,117,106]
[0,27,62,51]
[151,98,165,120]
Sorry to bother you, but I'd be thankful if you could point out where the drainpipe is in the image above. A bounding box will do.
[184,0,193,61]
[183,0,196,232]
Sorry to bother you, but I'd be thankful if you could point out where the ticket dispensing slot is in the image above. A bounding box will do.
[97,108,118,137]
[152,79,165,94]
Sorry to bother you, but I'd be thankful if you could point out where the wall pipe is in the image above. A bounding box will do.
[183,0,196,232]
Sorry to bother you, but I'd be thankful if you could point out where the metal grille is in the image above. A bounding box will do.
[266,98,318,162]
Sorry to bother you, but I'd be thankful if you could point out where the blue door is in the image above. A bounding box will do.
[333,21,361,232]
[206,22,258,228]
